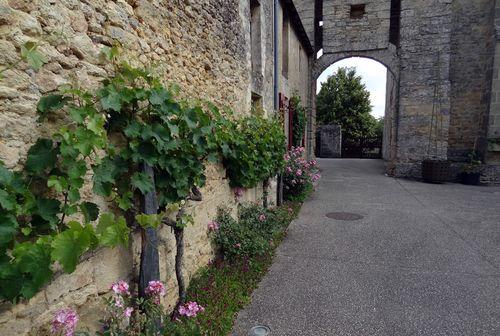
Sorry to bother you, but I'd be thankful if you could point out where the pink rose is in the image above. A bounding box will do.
[258,214,266,222]
[178,301,204,318]
[234,187,245,200]
[51,308,78,336]
[111,280,130,296]
[145,280,166,304]
[207,220,219,231]
[124,307,134,318]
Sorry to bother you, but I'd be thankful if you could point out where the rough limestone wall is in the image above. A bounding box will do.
[395,0,452,177]
[0,0,277,334]
[322,0,390,53]
[448,0,496,161]
[487,1,500,166]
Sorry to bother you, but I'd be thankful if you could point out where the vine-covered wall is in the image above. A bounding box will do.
[0,1,277,334]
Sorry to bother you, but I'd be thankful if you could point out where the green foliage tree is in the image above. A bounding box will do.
[290,93,307,147]
[316,67,379,155]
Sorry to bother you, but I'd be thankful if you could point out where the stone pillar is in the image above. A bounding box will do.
[487,1,500,163]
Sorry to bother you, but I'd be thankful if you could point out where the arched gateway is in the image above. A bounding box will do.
[296,0,500,181]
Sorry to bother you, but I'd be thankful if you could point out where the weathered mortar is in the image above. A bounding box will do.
[0,0,280,334]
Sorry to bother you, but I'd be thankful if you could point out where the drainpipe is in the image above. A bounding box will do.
[274,0,284,205]
[273,0,279,111]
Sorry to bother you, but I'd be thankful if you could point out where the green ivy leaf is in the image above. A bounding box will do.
[51,221,94,273]
[37,94,70,121]
[135,213,162,229]
[9,239,53,300]
[0,162,13,185]
[47,175,68,193]
[116,191,133,211]
[92,157,128,197]
[25,139,58,175]
[149,87,170,105]
[96,213,129,247]
[0,212,18,248]
[80,202,99,223]
[36,198,61,228]
[131,172,154,194]
[67,160,87,180]
[0,189,15,210]
[100,90,122,112]
[67,188,80,203]
[20,42,47,70]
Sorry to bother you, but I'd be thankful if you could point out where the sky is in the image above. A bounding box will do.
[316,57,387,119]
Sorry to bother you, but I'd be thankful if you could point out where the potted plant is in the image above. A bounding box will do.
[460,151,483,185]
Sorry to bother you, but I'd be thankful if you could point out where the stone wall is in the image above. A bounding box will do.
[322,0,391,53]
[394,0,452,177]
[0,0,279,334]
[487,1,500,165]
[448,0,496,161]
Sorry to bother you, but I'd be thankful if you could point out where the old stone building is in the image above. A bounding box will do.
[296,0,500,182]
[0,0,313,334]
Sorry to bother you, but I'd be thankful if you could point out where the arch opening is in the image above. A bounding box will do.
[315,57,398,161]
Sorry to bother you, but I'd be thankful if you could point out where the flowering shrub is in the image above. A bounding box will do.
[178,301,205,318]
[212,204,293,261]
[51,308,79,336]
[207,220,219,232]
[283,147,320,202]
[50,280,204,336]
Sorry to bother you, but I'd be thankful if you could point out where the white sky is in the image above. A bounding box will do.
[316,57,387,119]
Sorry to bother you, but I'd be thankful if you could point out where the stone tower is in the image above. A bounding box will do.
[296,0,499,182]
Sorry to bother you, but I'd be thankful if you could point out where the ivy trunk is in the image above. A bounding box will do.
[263,178,270,209]
[138,164,160,299]
[173,226,186,310]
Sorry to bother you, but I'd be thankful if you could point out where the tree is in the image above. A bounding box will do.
[316,67,378,156]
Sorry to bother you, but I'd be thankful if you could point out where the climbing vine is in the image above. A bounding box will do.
[219,114,286,189]
[0,46,286,309]
[290,93,307,147]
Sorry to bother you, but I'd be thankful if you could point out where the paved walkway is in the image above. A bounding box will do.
[232,159,500,336]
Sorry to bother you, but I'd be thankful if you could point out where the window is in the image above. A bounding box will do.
[250,0,262,74]
[389,0,401,45]
[350,4,366,19]
[282,15,289,78]
[251,92,263,113]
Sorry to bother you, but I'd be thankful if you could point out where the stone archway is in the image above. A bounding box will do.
[312,46,400,163]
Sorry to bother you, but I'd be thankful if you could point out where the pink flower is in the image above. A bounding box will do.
[258,214,266,222]
[234,187,245,200]
[114,295,124,308]
[207,220,219,231]
[178,301,205,318]
[286,167,292,173]
[145,280,166,304]
[296,169,302,176]
[51,308,78,336]
[235,243,241,248]
[111,280,130,296]
[284,154,290,161]
[287,207,293,213]
[123,307,134,318]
